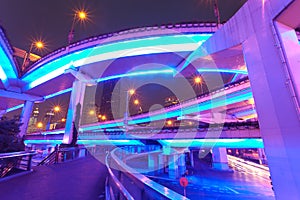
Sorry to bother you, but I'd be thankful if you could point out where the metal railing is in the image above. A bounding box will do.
[105,153,134,200]
[105,148,189,200]
[38,146,88,166]
[0,151,37,179]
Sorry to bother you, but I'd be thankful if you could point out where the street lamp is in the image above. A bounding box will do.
[194,76,202,84]
[167,120,173,126]
[68,10,88,45]
[46,106,60,130]
[37,122,43,128]
[194,76,204,93]
[124,89,135,128]
[22,41,44,71]
[89,110,95,115]
[134,99,139,105]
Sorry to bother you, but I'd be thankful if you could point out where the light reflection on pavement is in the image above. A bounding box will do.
[149,155,275,200]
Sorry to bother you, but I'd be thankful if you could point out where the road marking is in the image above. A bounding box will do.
[224,186,239,194]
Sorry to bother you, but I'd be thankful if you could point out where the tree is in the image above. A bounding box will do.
[0,116,25,153]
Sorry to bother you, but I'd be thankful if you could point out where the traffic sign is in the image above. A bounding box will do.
[180,177,188,187]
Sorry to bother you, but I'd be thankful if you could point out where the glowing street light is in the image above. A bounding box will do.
[46,106,61,130]
[194,76,202,84]
[167,120,173,126]
[61,118,66,122]
[54,106,60,112]
[78,11,87,20]
[37,122,43,128]
[129,89,135,95]
[89,110,95,115]
[22,40,44,71]
[134,99,139,105]
[68,9,88,45]
[101,115,107,120]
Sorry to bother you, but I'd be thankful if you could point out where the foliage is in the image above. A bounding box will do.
[0,116,25,153]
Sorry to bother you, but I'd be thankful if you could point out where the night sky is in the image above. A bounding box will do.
[0,0,247,126]
[0,0,246,54]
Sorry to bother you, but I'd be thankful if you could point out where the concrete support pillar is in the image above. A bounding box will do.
[0,110,5,118]
[158,154,165,174]
[63,81,86,144]
[178,153,186,176]
[148,153,158,174]
[190,150,195,168]
[258,148,267,165]
[168,154,179,179]
[242,16,300,198]
[212,147,229,171]
[19,101,34,137]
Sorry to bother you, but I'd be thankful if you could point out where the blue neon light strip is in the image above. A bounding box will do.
[41,130,64,135]
[22,34,211,90]
[97,69,175,82]
[128,88,253,125]
[6,104,24,112]
[0,64,7,82]
[197,68,248,75]
[231,73,240,83]
[0,41,17,83]
[158,138,264,148]
[44,88,72,99]
[24,139,144,146]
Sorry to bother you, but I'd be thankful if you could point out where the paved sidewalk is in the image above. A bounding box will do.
[0,156,107,200]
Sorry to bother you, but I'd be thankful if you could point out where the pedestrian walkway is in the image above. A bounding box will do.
[0,156,107,200]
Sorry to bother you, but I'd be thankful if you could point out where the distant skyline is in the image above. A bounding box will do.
[1,0,247,129]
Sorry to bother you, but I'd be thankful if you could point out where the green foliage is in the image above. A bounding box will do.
[0,116,25,153]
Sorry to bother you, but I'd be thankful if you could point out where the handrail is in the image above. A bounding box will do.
[0,151,37,179]
[0,151,36,159]
[37,150,57,166]
[110,148,189,200]
[37,146,87,166]
[105,152,134,200]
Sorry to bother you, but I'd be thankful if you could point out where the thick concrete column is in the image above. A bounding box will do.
[168,154,179,179]
[158,154,165,174]
[19,101,34,137]
[189,150,195,168]
[258,148,267,165]
[178,153,186,176]
[242,10,300,198]
[63,81,86,144]
[148,153,158,174]
[212,147,229,171]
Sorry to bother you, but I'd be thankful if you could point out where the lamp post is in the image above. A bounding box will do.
[46,106,60,131]
[124,89,135,129]
[213,0,221,27]
[22,41,44,71]
[133,99,143,113]
[68,10,87,45]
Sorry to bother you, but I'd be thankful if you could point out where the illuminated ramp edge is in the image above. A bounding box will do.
[0,27,17,87]
[22,33,211,90]
[80,79,252,132]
